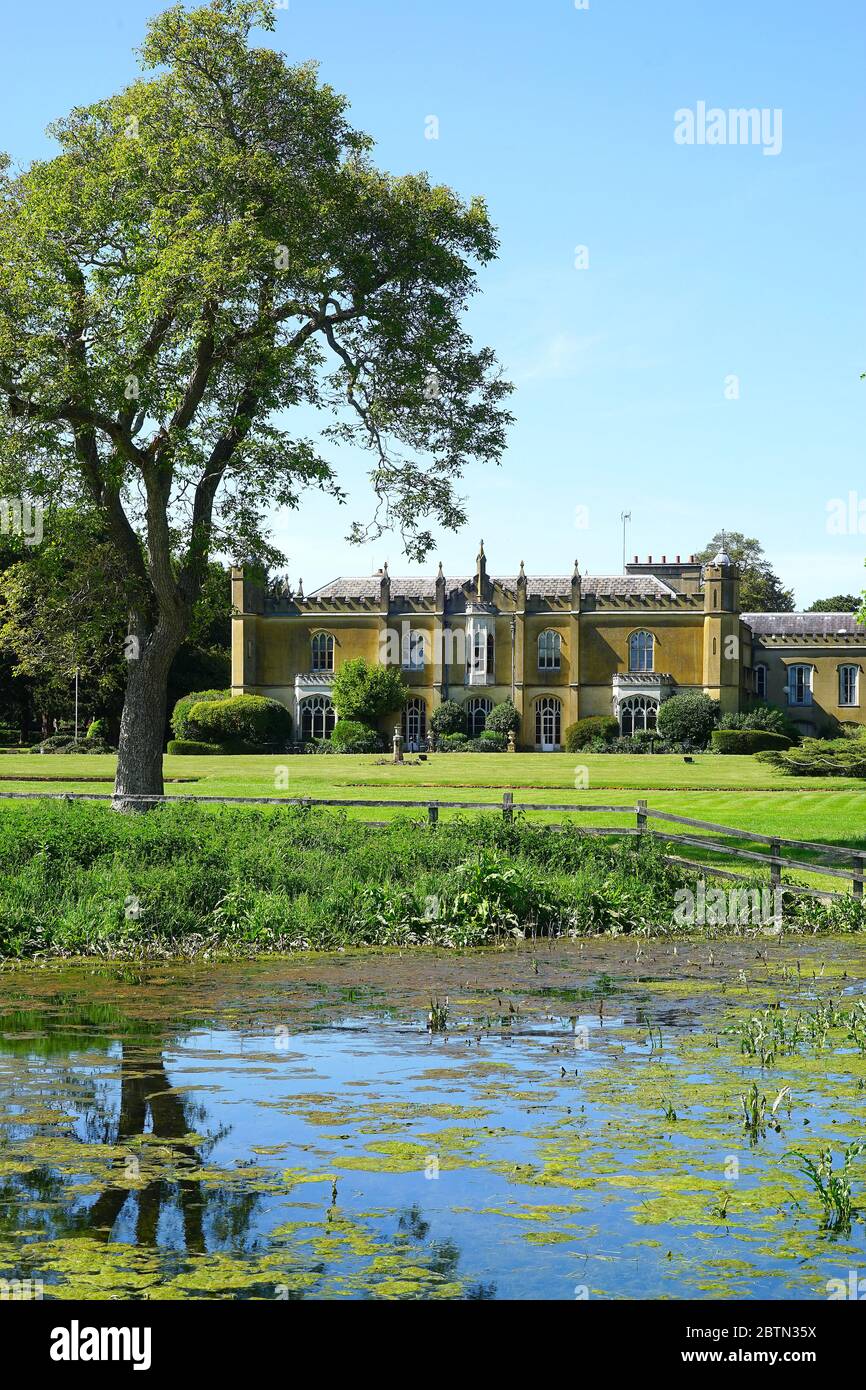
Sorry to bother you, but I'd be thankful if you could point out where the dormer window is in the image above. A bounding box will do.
[311,631,335,672]
[629,630,654,673]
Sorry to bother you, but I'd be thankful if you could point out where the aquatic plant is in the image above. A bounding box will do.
[427,997,449,1033]
[787,1142,865,1232]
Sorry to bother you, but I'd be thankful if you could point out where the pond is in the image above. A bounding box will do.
[1,938,865,1300]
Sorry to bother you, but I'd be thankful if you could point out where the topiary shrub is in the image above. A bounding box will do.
[188,695,291,749]
[430,700,465,739]
[86,718,108,742]
[656,692,719,747]
[171,689,231,741]
[328,720,383,754]
[485,700,520,736]
[167,739,224,756]
[564,716,619,751]
[711,729,792,755]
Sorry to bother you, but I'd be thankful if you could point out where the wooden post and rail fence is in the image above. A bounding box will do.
[0,785,863,902]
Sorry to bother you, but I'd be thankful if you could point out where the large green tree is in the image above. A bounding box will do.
[696,532,794,612]
[806,594,860,613]
[0,0,511,805]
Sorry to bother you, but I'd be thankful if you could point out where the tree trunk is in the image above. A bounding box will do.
[113,622,183,811]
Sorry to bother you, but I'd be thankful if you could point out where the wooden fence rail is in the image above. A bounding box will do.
[0,787,860,900]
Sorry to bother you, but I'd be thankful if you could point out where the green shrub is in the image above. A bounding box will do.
[188,695,291,749]
[167,739,224,756]
[328,720,383,754]
[564,716,619,751]
[485,700,521,735]
[756,739,866,778]
[438,732,469,750]
[657,692,719,747]
[468,733,507,751]
[712,729,792,755]
[171,688,230,741]
[331,658,408,725]
[86,718,108,741]
[719,702,798,742]
[30,735,112,754]
[430,700,465,738]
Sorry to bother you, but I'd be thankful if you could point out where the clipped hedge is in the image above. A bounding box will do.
[188,695,292,749]
[564,716,619,752]
[712,729,792,755]
[167,739,224,756]
[170,689,230,741]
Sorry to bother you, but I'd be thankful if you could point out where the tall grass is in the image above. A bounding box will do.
[0,802,862,959]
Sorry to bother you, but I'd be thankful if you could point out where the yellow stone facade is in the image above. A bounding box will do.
[231,545,866,748]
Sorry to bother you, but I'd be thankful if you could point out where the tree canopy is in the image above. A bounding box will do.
[696,532,794,612]
[0,0,511,799]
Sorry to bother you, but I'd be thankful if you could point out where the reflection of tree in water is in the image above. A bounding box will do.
[1,1011,487,1299]
[396,1204,496,1300]
[88,1044,225,1254]
[0,1010,255,1262]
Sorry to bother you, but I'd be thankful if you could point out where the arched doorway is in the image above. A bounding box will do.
[402,698,427,751]
[535,697,562,750]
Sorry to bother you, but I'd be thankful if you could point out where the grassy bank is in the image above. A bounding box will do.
[0,802,862,960]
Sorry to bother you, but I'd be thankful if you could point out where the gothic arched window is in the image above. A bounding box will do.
[538,629,561,672]
[628,630,654,673]
[311,631,335,672]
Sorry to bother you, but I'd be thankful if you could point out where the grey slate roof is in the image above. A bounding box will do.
[744,612,864,637]
[308,573,677,601]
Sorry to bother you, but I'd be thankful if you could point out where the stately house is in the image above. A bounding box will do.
[230,545,866,749]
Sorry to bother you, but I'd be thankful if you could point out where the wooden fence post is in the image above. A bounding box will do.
[427,803,439,828]
[503,792,513,824]
[636,800,647,835]
[769,838,781,891]
[854,870,863,899]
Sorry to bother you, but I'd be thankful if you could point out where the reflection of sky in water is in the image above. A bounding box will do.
[1,943,865,1299]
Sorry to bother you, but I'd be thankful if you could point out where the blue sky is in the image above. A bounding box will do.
[2,0,864,604]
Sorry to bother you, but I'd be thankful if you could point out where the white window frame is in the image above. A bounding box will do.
[538,629,561,672]
[466,697,493,738]
[300,695,335,740]
[535,697,562,749]
[629,630,654,674]
[753,664,768,700]
[839,664,859,707]
[402,697,427,750]
[787,664,813,706]
[401,627,426,671]
[619,695,659,736]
